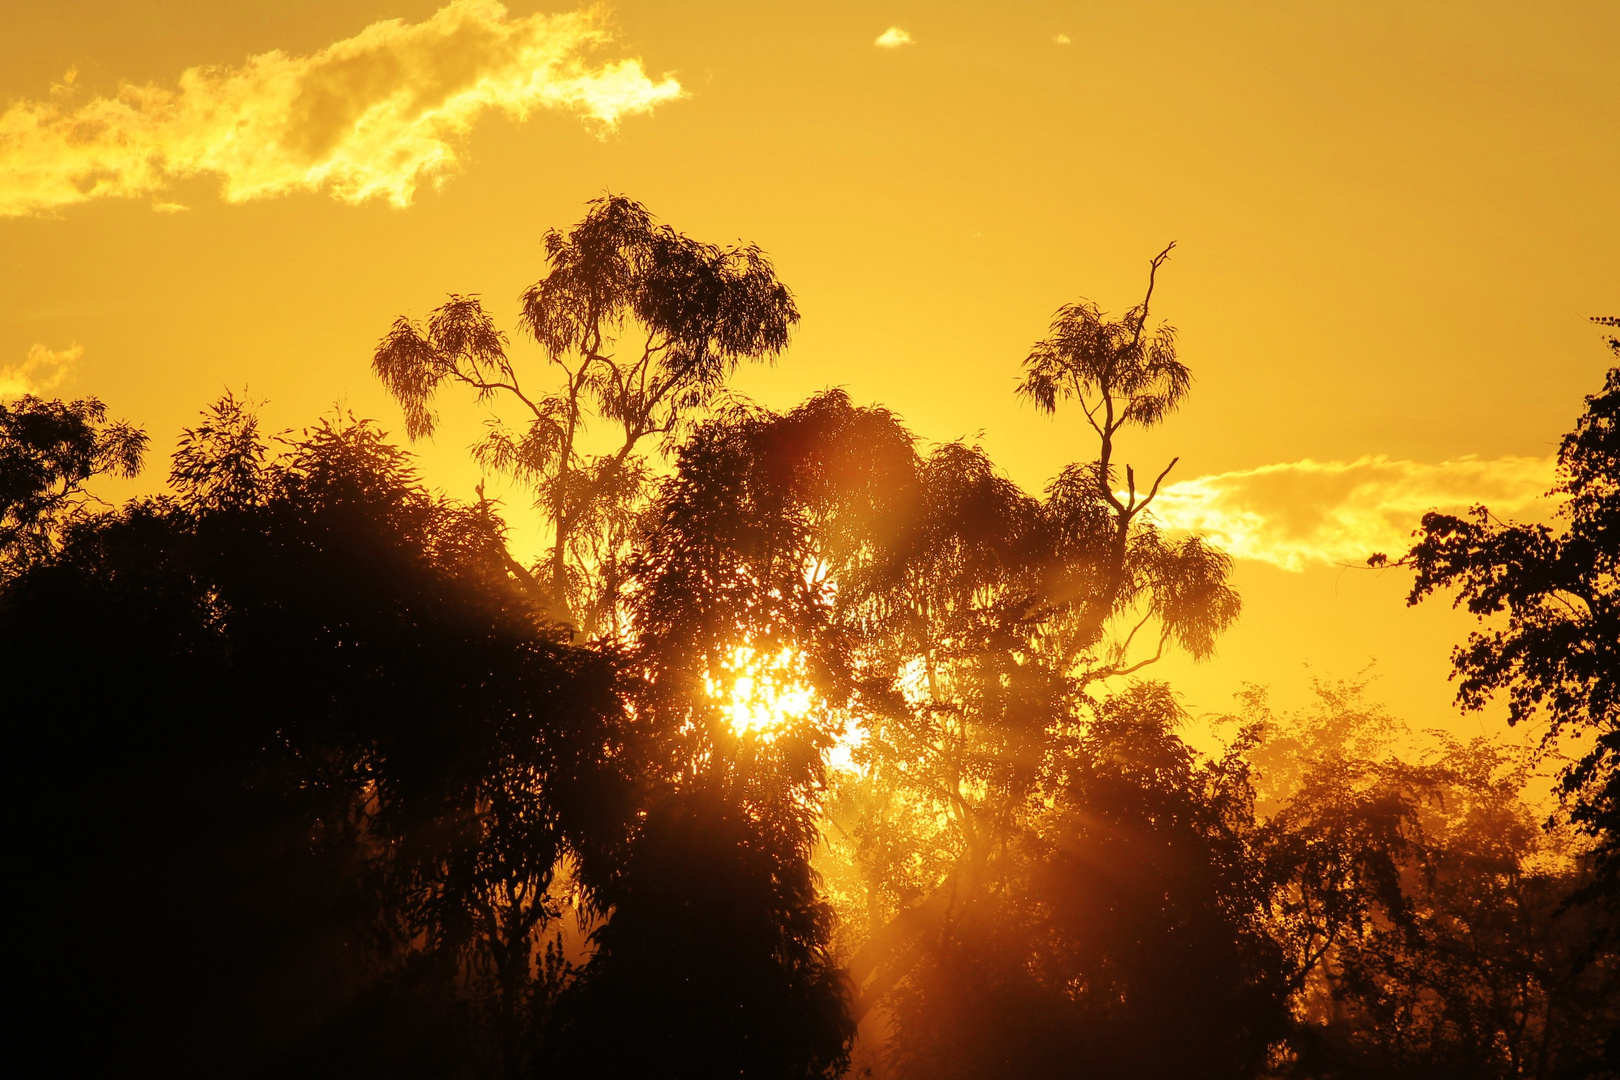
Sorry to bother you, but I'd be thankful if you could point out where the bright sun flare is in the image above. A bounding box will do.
[703,645,869,772]
[704,645,815,738]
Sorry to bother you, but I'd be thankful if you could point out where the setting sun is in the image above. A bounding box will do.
[704,645,815,739]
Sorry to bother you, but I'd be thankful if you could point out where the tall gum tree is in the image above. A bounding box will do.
[611,247,1243,1026]
[373,194,798,634]
[829,244,1242,1020]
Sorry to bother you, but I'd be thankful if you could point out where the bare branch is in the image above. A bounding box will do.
[1136,455,1181,515]
[1130,241,1177,350]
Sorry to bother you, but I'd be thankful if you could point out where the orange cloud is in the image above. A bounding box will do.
[0,0,683,217]
[0,343,82,399]
[1146,455,1557,570]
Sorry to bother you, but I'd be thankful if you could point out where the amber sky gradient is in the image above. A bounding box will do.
[3,0,1616,733]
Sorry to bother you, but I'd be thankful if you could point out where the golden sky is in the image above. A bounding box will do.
[3,0,1616,729]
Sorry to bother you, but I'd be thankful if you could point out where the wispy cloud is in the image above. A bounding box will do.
[875,27,914,48]
[0,343,82,399]
[0,0,683,217]
[1053,34,1072,45]
[1146,455,1557,571]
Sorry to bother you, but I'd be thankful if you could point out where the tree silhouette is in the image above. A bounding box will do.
[372,195,868,1078]
[4,398,640,1079]
[1017,242,1194,654]
[540,394,878,1078]
[373,194,798,631]
[547,785,854,1079]
[11,223,1617,1079]
[820,247,1240,1025]
[586,246,1251,1069]
[882,683,1289,1080]
[0,393,145,577]
[1373,332,1619,905]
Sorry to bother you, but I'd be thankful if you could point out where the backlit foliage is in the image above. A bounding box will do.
[374,194,797,630]
[5,203,1615,1079]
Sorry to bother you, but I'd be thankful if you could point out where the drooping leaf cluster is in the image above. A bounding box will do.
[1018,243,1189,432]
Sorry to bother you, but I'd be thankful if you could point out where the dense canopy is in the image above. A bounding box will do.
[4,204,1614,1080]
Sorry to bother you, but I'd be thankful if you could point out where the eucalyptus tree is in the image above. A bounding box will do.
[821,246,1240,1020]
[371,197,859,1074]
[591,246,1245,1057]
[540,392,910,1079]
[373,194,797,632]
[1016,241,1211,664]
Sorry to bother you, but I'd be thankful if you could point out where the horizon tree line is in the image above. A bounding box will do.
[2,196,1614,1079]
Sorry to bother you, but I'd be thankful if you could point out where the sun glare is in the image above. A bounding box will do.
[705,645,816,738]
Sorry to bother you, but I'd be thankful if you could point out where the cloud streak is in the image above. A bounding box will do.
[0,0,683,217]
[1146,455,1557,571]
[0,343,82,399]
[875,27,914,48]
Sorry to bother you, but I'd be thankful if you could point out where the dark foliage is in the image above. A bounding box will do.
[8,226,1616,1080]
[613,378,1263,1075]
[1230,683,1619,1080]
[888,684,1290,1080]
[548,788,853,1080]
[547,394,880,1079]
[1374,351,1619,903]
[3,401,637,1078]
[0,392,145,576]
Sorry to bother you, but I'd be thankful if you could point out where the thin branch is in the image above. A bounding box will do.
[1079,395,1106,437]
[449,371,547,423]
[1130,241,1177,351]
[1135,455,1181,515]
[1088,628,1170,682]
[1114,606,1157,660]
